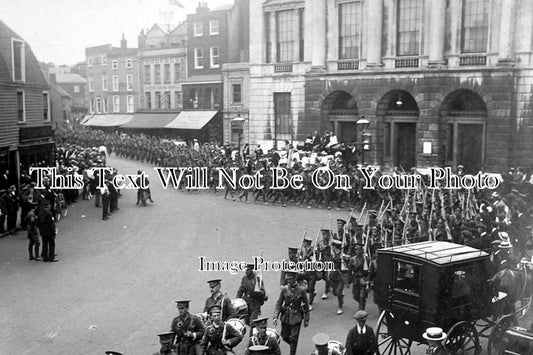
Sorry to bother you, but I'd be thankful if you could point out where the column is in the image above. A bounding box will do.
[428,0,446,67]
[498,0,517,65]
[311,0,326,68]
[367,0,383,67]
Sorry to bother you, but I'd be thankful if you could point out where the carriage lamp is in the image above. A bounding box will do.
[356,117,371,165]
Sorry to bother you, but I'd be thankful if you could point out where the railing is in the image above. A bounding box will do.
[274,63,293,73]
[459,55,487,66]
[337,60,359,71]
[395,57,420,68]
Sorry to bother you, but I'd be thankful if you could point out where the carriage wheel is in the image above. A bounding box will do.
[487,315,513,355]
[376,310,412,355]
[443,321,481,355]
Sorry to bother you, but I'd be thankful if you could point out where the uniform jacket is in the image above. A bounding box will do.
[243,333,281,355]
[199,322,242,355]
[171,312,205,345]
[345,325,377,355]
[204,293,236,321]
[274,283,309,325]
[237,273,266,309]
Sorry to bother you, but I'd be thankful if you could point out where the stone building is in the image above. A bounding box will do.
[248,0,533,173]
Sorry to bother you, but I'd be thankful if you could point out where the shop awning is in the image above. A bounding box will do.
[165,111,218,130]
[121,112,178,129]
[80,114,94,125]
[83,114,133,127]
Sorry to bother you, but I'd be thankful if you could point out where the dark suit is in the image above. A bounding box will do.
[37,208,56,261]
[345,325,377,355]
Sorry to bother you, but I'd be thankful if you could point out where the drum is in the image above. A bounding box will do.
[252,327,281,345]
[195,312,210,326]
[231,298,249,319]
[226,318,247,337]
[327,340,346,355]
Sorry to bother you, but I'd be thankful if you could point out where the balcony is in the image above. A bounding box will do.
[459,55,487,67]
[337,60,359,71]
[274,63,293,73]
[395,57,420,69]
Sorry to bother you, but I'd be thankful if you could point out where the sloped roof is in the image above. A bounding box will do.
[51,84,71,98]
[56,73,86,84]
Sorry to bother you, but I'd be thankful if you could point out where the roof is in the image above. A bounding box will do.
[378,241,489,266]
[165,111,217,129]
[52,84,71,98]
[121,112,178,129]
[83,114,133,127]
[56,73,86,84]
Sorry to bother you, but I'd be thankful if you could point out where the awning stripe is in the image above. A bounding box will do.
[165,111,218,130]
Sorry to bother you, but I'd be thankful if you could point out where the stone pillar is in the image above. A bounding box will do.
[428,0,446,67]
[498,0,517,65]
[367,0,383,67]
[311,0,326,68]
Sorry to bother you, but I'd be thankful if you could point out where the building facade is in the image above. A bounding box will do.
[55,73,87,123]
[248,0,533,173]
[85,36,139,117]
[0,20,53,185]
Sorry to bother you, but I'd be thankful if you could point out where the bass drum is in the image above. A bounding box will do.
[328,340,346,355]
[252,327,281,345]
[231,298,249,319]
[226,318,247,338]
[195,312,210,325]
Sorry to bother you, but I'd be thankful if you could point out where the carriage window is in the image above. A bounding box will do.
[394,261,420,294]
[452,269,472,298]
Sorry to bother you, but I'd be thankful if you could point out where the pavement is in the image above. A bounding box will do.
[1,155,485,355]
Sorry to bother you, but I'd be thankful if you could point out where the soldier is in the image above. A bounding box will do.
[280,247,307,288]
[316,229,332,299]
[347,244,370,312]
[299,237,317,309]
[345,310,377,355]
[168,300,205,355]
[273,271,310,355]
[244,317,280,355]
[330,239,349,315]
[334,219,351,254]
[204,279,236,322]
[200,305,242,355]
[237,264,267,331]
[310,333,330,355]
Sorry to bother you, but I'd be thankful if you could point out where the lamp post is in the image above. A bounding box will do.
[356,117,370,165]
[232,113,246,152]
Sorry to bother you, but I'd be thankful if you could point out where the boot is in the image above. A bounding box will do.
[290,342,298,355]
[29,244,34,260]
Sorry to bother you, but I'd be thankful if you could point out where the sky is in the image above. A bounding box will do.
[0,0,234,66]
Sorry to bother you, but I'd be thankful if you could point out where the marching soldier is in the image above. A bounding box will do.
[316,229,332,299]
[169,300,205,355]
[334,219,351,253]
[299,237,317,309]
[244,317,280,355]
[237,264,267,330]
[311,333,330,355]
[204,279,236,322]
[200,305,243,355]
[347,244,370,312]
[330,239,350,315]
[273,271,310,355]
[280,247,307,288]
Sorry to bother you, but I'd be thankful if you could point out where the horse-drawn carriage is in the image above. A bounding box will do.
[374,241,532,355]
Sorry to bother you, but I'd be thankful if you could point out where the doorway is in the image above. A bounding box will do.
[395,122,417,171]
[457,124,483,173]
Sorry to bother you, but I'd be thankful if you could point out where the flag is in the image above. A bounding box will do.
[169,0,184,8]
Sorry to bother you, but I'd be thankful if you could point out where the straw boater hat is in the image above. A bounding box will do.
[423,327,447,342]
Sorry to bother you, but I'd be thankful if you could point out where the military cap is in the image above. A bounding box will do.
[246,263,255,269]
[288,247,299,253]
[331,239,342,247]
[336,219,347,225]
[208,305,222,314]
[157,332,175,344]
[207,279,222,286]
[252,316,269,326]
[354,310,368,320]
[457,165,464,169]
[303,237,312,243]
[498,231,509,241]
[312,333,330,347]
[499,240,512,249]
[175,300,190,308]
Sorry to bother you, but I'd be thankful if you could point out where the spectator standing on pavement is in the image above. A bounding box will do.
[26,207,40,261]
[0,190,6,236]
[38,203,57,262]
[345,310,377,355]
[5,185,19,234]
[101,180,110,220]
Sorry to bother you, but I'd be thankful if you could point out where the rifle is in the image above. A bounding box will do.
[298,230,308,261]
[313,226,321,262]
[255,248,263,293]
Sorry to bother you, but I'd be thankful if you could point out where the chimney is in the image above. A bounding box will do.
[196,2,209,13]
[120,33,127,49]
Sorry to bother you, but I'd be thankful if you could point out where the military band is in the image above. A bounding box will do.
[199,305,243,355]
[204,279,236,322]
[170,300,205,355]
[244,317,281,355]
[237,264,267,330]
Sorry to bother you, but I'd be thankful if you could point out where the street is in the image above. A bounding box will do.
[1,155,453,354]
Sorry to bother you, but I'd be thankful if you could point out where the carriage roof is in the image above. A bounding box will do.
[378,241,489,266]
